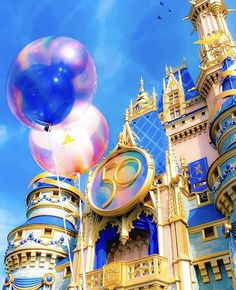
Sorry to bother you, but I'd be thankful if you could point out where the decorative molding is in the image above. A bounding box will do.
[170,122,207,144]
[193,251,231,284]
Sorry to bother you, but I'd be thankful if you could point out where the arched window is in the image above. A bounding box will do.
[132,213,158,255]
[94,224,118,270]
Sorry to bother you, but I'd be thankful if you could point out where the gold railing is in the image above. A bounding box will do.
[78,254,169,290]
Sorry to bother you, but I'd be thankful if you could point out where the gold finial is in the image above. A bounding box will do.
[152,86,156,97]
[163,78,166,93]
[118,109,136,147]
[167,136,179,178]
[124,109,129,122]
[139,76,144,93]
[152,86,157,104]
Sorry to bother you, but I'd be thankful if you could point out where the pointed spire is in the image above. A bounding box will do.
[163,78,166,94]
[182,56,187,67]
[118,109,136,147]
[139,76,144,93]
[152,86,157,104]
[167,136,179,179]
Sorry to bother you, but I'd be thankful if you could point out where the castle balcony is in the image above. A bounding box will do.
[207,148,236,216]
[75,254,169,290]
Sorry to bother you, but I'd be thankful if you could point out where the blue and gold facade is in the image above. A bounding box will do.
[2,0,236,289]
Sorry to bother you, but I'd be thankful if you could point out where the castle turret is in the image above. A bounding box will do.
[188,0,236,288]
[188,0,236,114]
[207,57,236,288]
[3,173,83,290]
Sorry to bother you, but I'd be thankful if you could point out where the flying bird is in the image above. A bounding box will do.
[168,9,171,12]
[160,2,164,5]
[157,15,162,20]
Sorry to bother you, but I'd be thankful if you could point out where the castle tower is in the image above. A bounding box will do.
[188,0,236,116]
[3,173,82,290]
[188,0,236,288]
[207,55,236,287]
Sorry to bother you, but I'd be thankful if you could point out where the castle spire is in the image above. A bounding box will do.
[118,109,136,147]
[139,76,145,93]
[128,78,157,120]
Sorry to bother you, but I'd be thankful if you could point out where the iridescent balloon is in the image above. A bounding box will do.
[29,105,109,176]
[7,36,96,129]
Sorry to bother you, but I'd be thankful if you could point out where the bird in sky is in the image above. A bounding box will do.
[157,1,172,21]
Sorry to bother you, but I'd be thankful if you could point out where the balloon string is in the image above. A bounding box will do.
[47,130,75,289]
[78,175,86,289]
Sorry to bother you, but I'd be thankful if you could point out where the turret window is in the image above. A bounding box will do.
[51,190,59,198]
[168,91,179,105]
[64,266,72,278]
[170,106,180,120]
[33,192,40,200]
[197,191,209,205]
[71,196,76,204]
[202,226,218,241]
[15,230,23,241]
[42,227,53,238]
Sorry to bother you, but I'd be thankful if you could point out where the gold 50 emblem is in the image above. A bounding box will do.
[88,148,155,217]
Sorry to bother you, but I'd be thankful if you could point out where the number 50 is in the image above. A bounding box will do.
[101,157,141,208]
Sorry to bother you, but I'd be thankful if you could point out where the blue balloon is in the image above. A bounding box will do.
[7,36,97,129]
[15,63,74,126]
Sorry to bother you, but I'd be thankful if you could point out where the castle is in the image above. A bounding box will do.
[2,0,236,289]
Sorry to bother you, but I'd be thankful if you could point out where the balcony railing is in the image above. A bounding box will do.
[77,254,169,290]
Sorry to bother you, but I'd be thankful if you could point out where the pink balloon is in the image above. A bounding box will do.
[29,105,109,176]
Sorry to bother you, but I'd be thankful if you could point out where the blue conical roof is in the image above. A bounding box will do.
[131,111,168,175]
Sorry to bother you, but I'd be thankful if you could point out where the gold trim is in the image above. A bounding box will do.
[210,106,236,139]
[8,222,77,240]
[216,89,236,102]
[189,218,226,234]
[5,247,67,261]
[218,125,236,153]
[192,250,230,264]
[114,157,141,186]
[28,172,85,201]
[88,146,155,217]
[101,179,116,209]
[26,202,77,215]
[4,274,14,286]
[43,272,55,286]
[55,262,70,272]
[207,147,236,188]
[221,70,236,78]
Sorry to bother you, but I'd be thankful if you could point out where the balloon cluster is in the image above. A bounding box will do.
[7,36,109,176]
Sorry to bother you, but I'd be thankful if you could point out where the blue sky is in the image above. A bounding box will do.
[0,0,235,281]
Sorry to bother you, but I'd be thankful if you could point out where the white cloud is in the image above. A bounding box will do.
[0,202,25,282]
[0,125,9,145]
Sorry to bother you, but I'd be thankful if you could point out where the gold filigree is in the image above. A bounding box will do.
[103,262,123,290]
